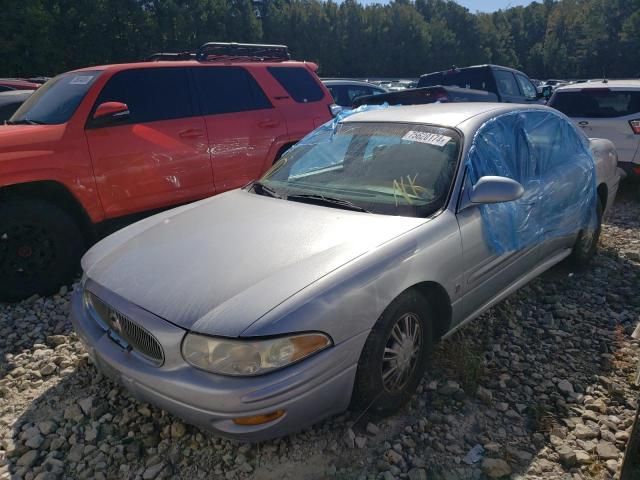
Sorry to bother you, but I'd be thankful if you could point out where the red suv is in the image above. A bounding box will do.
[0,43,337,301]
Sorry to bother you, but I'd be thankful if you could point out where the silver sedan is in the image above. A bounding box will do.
[71,103,620,441]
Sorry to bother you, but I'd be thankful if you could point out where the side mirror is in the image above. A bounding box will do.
[469,176,524,204]
[93,102,129,122]
[538,85,552,100]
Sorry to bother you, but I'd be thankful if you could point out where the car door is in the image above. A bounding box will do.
[456,113,540,319]
[494,70,523,103]
[85,67,213,218]
[192,66,288,192]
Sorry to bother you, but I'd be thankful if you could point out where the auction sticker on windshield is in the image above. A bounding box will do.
[402,131,452,147]
[69,75,94,85]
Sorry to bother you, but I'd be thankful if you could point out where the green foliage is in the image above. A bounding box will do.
[1,0,639,78]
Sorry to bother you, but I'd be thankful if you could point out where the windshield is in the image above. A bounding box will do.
[258,122,461,217]
[9,71,101,125]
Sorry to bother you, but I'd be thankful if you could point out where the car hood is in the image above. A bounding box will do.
[83,189,425,337]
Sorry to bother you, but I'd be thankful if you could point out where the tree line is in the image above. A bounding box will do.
[2,0,639,79]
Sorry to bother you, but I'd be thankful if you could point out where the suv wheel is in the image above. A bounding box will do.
[351,290,433,414]
[570,199,603,267]
[0,199,84,302]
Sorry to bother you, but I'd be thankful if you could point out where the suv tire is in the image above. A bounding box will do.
[351,290,433,415]
[0,199,84,302]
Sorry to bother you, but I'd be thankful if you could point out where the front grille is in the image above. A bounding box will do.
[87,292,164,365]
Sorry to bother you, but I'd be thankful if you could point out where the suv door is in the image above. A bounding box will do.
[494,70,522,103]
[85,67,213,218]
[192,66,287,192]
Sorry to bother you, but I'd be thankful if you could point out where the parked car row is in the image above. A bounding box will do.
[0,42,338,301]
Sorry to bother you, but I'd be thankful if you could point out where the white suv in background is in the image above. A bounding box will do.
[549,80,640,195]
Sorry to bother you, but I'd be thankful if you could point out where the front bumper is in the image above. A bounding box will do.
[70,281,364,442]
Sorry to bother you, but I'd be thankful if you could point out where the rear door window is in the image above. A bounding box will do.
[494,71,520,97]
[550,90,640,118]
[192,67,271,115]
[267,67,324,103]
[90,68,193,126]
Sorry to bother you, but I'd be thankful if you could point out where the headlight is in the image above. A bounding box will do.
[181,332,332,376]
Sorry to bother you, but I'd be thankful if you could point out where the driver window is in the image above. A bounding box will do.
[516,74,537,100]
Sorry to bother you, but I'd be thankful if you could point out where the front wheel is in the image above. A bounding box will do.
[351,290,433,414]
[0,199,85,302]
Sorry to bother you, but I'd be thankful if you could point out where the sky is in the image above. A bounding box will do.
[455,0,533,12]
[356,0,535,11]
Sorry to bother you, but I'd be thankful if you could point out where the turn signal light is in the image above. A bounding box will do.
[629,120,640,135]
[232,410,285,426]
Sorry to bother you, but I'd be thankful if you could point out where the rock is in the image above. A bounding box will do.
[557,379,574,395]
[24,434,44,449]
[385,449,404,465]
[37,421,57,435]
[47,335,67,346]
[78,397,94,415]
[476,386,493,404]
[437,380,461,396]
[574,424,597,440]
[586,398,607,414]
[170,422,186,439]
[40,363,57,376]
[556,446,576,467]
[64,404,84,423]
[142,462,165,479]
[366,422,380,436]
[68,444,85,462]
[407,468,428,480]
[343,428,355,448]
[481,458,511,478]
[575,450,592,465]
[596,441,619,460]
[354,436,367,449]
[17,450,39,467]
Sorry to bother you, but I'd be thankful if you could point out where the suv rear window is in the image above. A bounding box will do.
[550,90,640,118]
[418,69,492,91]
[91,68,193,125]
[267,67,324,103]
[193,67,271,115]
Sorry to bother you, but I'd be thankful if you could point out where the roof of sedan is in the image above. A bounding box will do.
[340,102,550,127]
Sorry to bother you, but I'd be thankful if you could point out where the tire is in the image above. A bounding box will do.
[0,199,85,302]
[569,199,603,267]
[351,290,433,415]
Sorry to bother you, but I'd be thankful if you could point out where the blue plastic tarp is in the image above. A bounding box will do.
[466,109,598,254]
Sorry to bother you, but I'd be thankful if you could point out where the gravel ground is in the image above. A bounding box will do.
[1,184,639,480]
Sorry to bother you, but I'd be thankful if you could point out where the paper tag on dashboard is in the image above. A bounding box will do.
[69,75,94,85]
[402,131,451,147]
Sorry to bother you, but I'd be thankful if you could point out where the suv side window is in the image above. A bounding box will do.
[91,68,193,126]
[494,71,520,97]
[515,74,537,100]
[267,67,324,103]
[192,67,272,115]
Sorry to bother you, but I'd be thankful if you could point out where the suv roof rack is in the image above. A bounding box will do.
[145,42,291,63]
[196,42,290,62]
[146,52,196,62]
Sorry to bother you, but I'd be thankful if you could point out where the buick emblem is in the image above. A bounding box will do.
[109,311,122,334]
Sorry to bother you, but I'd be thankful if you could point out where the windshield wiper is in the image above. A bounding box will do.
[286,193,371,213]
[252,181,284,199]
[6,119,46,125]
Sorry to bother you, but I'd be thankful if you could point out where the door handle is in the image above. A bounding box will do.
[578,121,589,126]
[179,128,205,139]
[258,119,280,128]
